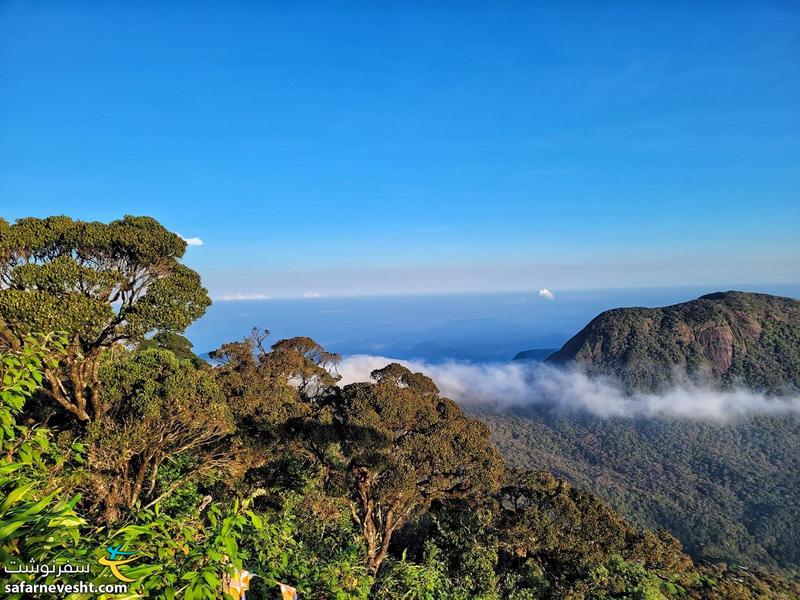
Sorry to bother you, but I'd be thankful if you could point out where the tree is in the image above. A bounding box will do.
[496,470,632,569]
[0,215,210,423]
[334,364,503,574]
[211,331,340,443]
[0,339,265,599]
[206,331,347,515]
[138,331,205,368]
[267,336,341,405]
[89,348,234,522]
[211,339,502,575]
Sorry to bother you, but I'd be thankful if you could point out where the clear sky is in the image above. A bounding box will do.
[1,1,798,299]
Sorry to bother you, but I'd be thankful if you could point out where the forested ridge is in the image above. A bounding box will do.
[480,408,800,577]
[1,215,798,599]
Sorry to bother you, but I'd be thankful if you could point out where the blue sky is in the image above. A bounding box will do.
[1,1,798,299]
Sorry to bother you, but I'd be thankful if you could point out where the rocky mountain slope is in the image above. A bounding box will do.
[547,291,800,393]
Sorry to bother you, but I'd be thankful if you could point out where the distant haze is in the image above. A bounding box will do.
[185,284,800,362]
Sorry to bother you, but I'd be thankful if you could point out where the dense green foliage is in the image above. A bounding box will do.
[479,407,800,577]
[548,291,800,394]
[3,337,795,599]
[0,339,364,599]
[0,336,87,579]
[0,215,210,422]
[89,348,235,521]
[335,363,503,573]
[139,332,207,369]
[2,217,799,598]
[212,334,503,575]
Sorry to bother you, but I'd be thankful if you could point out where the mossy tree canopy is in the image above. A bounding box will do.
[0,215,210,422]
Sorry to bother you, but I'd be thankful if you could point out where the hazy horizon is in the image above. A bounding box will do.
[184,282,800,362]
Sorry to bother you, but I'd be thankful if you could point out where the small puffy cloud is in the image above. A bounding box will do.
[538,288,555,300]
[217,293,271,301]
[178,234,204,247]
[303,292,321,298]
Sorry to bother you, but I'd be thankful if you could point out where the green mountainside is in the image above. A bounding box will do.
[481,291,800,578]
[480,408,800,576]
[547,291,800,393]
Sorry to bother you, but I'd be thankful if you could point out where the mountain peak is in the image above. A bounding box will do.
[547,291,800,394]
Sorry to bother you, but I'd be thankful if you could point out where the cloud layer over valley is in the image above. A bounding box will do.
[337,355,800,421]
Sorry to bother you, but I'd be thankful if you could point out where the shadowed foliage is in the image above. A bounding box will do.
[90,348,235,522]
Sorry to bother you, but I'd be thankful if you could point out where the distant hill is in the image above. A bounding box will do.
[512,348,559,362]
[328,317,569,363]
[547,291,800,393]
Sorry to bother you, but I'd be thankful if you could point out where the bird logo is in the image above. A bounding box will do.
[98,545,139,582]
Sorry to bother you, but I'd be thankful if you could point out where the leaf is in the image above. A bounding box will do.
[0,482,35,512]
[0,519,26,539]
[20,492,57,517]
[248,511,264,530]
[202,571,220,588]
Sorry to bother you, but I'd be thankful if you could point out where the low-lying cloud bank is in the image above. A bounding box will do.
[217,293,272,301]
[337,355,800,421]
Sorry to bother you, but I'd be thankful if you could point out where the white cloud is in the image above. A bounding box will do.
[303,292,321,298]
[538,288,555,300]
[216,293,272,301]
[178,234,204,247]
[337,355,800,421]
